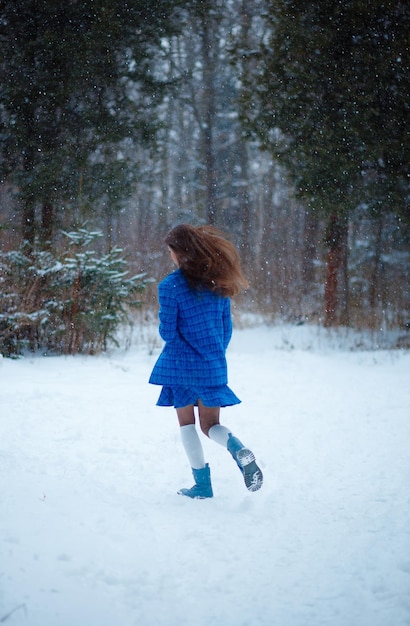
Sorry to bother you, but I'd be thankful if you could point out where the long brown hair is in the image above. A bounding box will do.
[165,224,249,297]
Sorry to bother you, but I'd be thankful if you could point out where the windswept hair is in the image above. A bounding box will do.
[165,224,249,297]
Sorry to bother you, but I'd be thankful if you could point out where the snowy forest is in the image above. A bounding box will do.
[1,0,409,355]
[1,5,410,622]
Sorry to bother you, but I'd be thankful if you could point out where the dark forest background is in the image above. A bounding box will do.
[1,0,409,353]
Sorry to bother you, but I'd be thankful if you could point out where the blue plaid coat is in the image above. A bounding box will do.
[149,269,232,388]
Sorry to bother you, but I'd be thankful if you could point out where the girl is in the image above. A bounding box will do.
[149,224,263,498]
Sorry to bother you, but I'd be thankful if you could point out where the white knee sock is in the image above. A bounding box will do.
[180,425,206,469]
[208,424,231,447]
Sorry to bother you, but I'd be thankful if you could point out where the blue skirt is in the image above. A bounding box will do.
[156,385,241,409]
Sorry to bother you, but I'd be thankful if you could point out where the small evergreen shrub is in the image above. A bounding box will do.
[0,229,152,356]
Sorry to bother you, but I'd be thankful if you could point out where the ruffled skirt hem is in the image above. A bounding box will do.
[156,385,241,408]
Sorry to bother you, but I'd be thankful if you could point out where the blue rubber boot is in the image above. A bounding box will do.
[227,434,263,492]
[178,464,213,499]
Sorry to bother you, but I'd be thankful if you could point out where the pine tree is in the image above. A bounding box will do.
[0,0,188,248]
[239,0,410,325]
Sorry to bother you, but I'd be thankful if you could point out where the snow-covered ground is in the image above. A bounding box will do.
[1,322,410,626]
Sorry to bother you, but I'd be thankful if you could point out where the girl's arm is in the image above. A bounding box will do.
[223,298,233,349]
[158,282,178,342]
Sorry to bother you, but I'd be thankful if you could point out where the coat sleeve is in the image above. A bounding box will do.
[158,280,178,343]
[223,298,233,349]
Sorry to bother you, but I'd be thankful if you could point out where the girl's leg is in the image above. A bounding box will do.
[198,400,263,493]
[197,399,231,443]
[197,400,220,436]
[176,404,196,427]
[176,404,212,498]
[176,404,205,470]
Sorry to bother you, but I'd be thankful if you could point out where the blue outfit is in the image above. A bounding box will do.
[149,269,240,408]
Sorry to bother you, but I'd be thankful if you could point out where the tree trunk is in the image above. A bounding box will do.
[201,14,217,224]
[324,212,348,327]
[22,196,36,251]
[339,222,350,326]
[41,200,54,248]
[238,146,251,265]
[301,208,319,291]
[237,0,252,264]
[369,212,384,327]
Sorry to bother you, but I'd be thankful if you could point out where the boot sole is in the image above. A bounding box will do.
[237,449,263,492]
[177,488,213,499]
